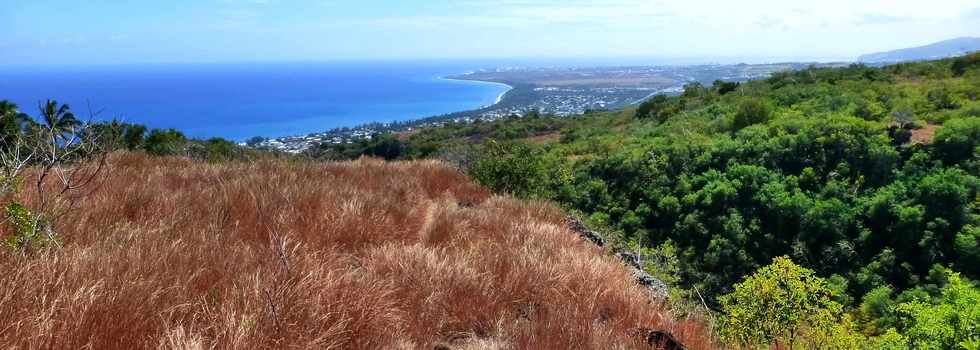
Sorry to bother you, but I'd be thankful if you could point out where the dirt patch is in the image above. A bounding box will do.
[911,124,939,145]
[395,129,420,141]
[523,132,561,144]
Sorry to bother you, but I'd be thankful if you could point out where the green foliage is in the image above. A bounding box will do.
[307,114,569,161]
[38,100,81,140]
[857,286,899,335]
[639,240,683,289]
[144,128,188,156]
[719,257,860,349]
[635,94,681,123]
[434,57,980,309]
[714,80,741,95]
[468,141,551,198]
[934,117,980,166]
[2,202,57,252]
[955,225,980,275]
[732,98,772,130]
[951,52,980,77]
[88,121,149,151]
[0,101,36,150]
[866,329,911,350]
[928,87,961,111]
[362,134,405,160]
[894,271,980,350]
[188,138,241,162]
[347,56,980,342]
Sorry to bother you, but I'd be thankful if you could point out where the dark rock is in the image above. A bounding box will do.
[617,252,641,269]
[618,252,669,298]
[638,329,688,350]
[566,218,669,298]
[565,216,604,247]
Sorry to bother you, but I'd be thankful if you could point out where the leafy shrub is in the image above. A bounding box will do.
[636,94,681,123]
[714,80,740,95]
[187,138,242,162]
[144,128,188,156]
[894,271,980,349]
[2,202,57,252]
[928,87,961,110]
[952,52,980,77]
[362,133,405,160]
[732,98,772,130]
[469,141,549,198]
[934,117,980,165]
[719,257,861,349]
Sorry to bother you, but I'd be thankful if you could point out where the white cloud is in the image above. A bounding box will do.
[324,0,978,59]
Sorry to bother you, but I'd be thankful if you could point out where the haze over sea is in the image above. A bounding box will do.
[0,61,512,141]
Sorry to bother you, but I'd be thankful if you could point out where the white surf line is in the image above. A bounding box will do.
[439,76,514,108]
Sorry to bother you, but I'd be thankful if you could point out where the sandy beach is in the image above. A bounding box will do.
[439,76,514,108]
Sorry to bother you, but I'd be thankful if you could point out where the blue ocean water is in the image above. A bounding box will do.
[0,62,510,140]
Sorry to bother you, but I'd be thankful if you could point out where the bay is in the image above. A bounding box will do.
[0,61,510,141]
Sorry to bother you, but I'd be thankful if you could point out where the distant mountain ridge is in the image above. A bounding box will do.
[858,37,980,63]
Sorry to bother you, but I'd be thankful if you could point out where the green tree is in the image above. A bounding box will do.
[951,52,980,77]
[934,117,980,165]
[87,121,148,151]
[469,141,548,198]
[719,256,859,349]
[714,80,741,95]
[895,270,980,350]
[635,94,678,123]
[363,133,405,160]
[732,98,772,130]
[38,100,81,141]
[187,138,240,161]
[122,123,147,150]
[144,128,187,156]
[0,101,35,148]
[927,87,960,111]
[955,225,980,276]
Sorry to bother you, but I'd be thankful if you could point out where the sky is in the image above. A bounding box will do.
[2,0,979,65]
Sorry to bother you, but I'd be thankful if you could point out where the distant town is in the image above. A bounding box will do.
[249,61,846,153]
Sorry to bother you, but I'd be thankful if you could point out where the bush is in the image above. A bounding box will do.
[952,52,980,77]
[2,202,57,252]
[362,133,405,160]
[635,94,680,123]
[928,87,960,110]
[714,80,740,95]
[187,138,241,162]
[934,117,980,165]
[732,98,772,130]
[144,128,188,156]
[469,141,548,198]
[894,271,980,350]
[719,256,861,349]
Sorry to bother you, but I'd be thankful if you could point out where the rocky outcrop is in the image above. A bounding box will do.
[617,252,669,298]
[565,216,669,298]
[639,329,689,350]
[565,216,605,247]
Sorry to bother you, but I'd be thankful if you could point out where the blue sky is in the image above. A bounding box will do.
[2,0,979,65]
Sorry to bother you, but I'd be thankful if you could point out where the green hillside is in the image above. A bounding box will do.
[317,53,980,348]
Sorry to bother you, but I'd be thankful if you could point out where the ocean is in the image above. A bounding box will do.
[0,61,511,141]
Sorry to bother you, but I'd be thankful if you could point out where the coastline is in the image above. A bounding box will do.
[438,76,514,108]
[251,72,520,150]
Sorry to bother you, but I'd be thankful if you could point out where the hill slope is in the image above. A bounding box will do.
[314,53,980,347]
[0,153,710,349]
[858,37,980,63]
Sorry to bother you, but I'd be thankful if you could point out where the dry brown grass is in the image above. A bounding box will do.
[0,152,714,349]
